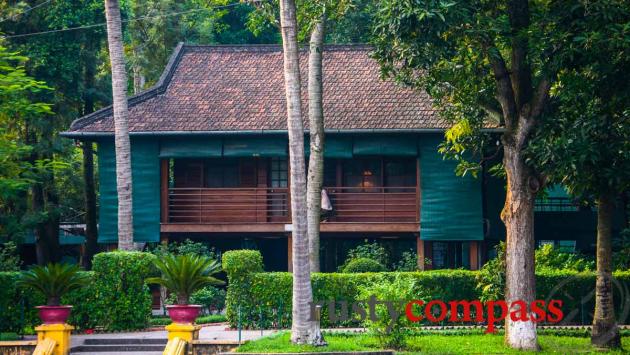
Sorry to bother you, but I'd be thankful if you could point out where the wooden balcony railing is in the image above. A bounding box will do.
[166,186,419,224]
[168,187,289,224]
[324,186,418,223]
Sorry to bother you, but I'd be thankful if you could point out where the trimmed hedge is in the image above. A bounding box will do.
[223,250,264,327]
[224,250,630,329]
[0,251,157,333]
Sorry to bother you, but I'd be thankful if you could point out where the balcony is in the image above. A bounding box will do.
[162,186,419,233]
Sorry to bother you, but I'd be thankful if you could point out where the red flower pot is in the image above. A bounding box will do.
[36,305,73,324]
[167,305,201,324]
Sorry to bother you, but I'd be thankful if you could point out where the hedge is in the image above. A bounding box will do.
[223,250,630,329]
[0,251,157,333]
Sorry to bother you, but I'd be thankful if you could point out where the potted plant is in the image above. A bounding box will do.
[18,263,89,324]
[147,254,223,324]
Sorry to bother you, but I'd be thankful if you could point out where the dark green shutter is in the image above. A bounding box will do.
[304,136,353,158]
[353,135,417,156]
[159,137,222,158]
[223,136,287,157]
[97,138,160,243]
[419,135,483,241]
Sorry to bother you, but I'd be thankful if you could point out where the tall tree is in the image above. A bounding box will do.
[278,0,318,345]
[529,33,630,347]
[372,0,625,349]
[306,14,325,272]
[104,0,134,250]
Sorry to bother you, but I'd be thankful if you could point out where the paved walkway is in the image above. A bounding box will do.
[69,323,277,347]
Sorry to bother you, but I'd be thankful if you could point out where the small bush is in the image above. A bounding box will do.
[341,241,390,271]
[393,249,419,271]
[343,258,387,273]
[91,251,156,331]
[0,241,21,272]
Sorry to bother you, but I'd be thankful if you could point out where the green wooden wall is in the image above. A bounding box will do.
[418,135,484,241]
[97,137,160,243]
[96,133,486,243]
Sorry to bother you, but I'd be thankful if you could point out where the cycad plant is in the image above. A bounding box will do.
[147,254,224,305]
[18,263,89,306]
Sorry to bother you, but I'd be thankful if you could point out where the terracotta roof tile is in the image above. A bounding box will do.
[68,45,447,134]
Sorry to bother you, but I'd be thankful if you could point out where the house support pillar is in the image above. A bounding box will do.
[416,235,432,271]
[287,233,293,272]
[469,241,480,270]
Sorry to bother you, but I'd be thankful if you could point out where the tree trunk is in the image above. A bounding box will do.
[278,0,316,345]
[132,46,146,94]
[105,0,134,250]
[307,16,326,273]
[501,145,538,350]
[82,141,98,269]
[591,193,621,348]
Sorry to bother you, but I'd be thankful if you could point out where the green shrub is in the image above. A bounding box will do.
[340,241,390,271]
[358,274,429,349]
[0,241,21,271]
[18,263,90,305]
[91,251,157,331]
[224,250,630,329]
[393,249,419,271]
[222,250,263,328]
[535,244,594,272]
[343,258,387,273]
[0,271,94,332]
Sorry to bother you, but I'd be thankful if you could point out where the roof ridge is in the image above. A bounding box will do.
[183,43,372,52]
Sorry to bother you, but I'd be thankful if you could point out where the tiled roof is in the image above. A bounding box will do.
[67,44,446,134]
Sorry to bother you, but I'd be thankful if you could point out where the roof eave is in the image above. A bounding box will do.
[60,127,505,139]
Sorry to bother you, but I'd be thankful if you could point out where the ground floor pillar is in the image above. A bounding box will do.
[469,241,480,270]
[287,233,293,272]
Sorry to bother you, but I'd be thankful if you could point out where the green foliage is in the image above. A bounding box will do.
[149,238,219,259]
[478,242,596,301]
[91,251,156,331]
[358,275,428,349]
[342,258,386,273]
[393,249,420,272]
[476,242,506,302]
[17,263,89,306]
[190,286,226,314]
[222,250,264,328]
[0,241,21,271]
[535,244,594,272]
[340,241,390,271]
[147,254,223,305]
[225,251,630,329]
[237,332,630,354]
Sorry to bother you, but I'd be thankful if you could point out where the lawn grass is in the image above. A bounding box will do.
[237,331,630,354]
[0,332,19,341]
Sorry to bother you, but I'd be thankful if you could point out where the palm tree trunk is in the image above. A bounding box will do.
[105,0,134,250]
[278,0,315,345]
[307,16,326,273]
[591,192,621,348]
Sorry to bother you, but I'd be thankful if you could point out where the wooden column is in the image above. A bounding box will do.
[416,233,425,271]
[469,241,480,270]
[160,159,169,223]
[287,233,293,272]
